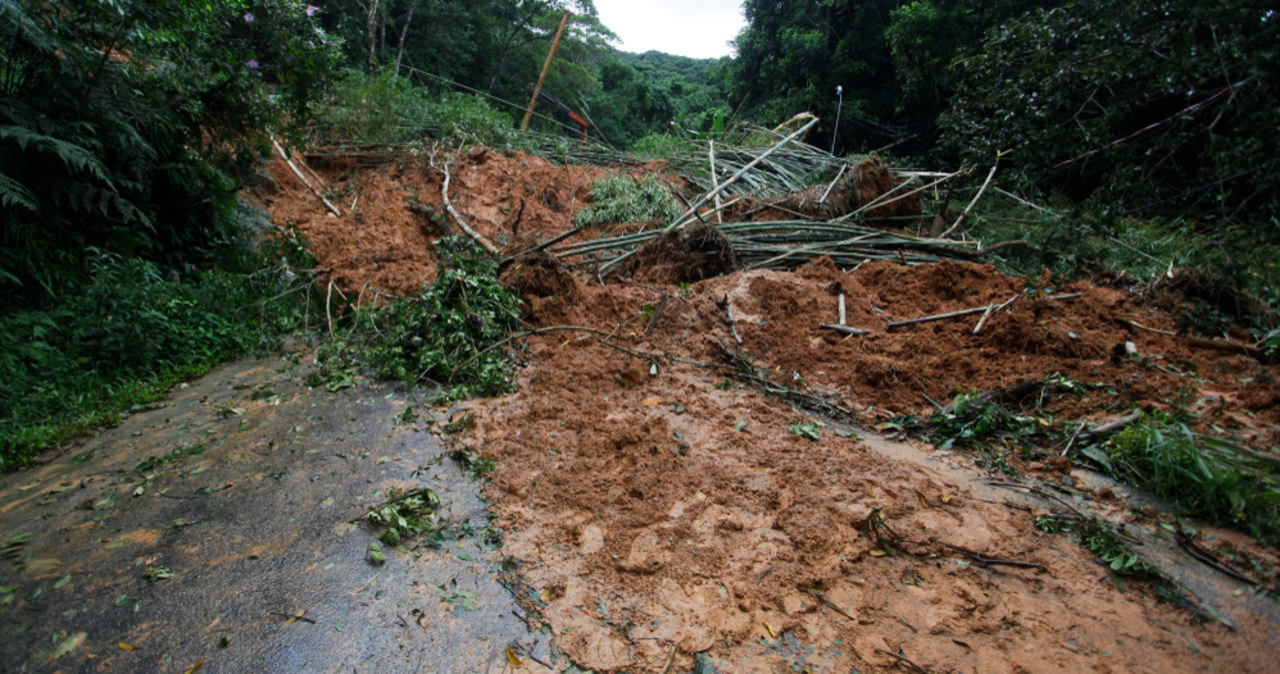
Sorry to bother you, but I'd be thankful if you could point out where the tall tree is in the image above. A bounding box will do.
[941,0,1279,225]
[730,0,904,153]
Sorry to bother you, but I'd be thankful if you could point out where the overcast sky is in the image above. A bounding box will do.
[592,0,745,59]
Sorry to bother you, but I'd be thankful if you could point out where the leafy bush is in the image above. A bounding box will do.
[574,175,682,228]
[421,92,516,147]
[309,72,515,147]
[0,232,320,469]
[308,70,431,145]
[366,238,521,399]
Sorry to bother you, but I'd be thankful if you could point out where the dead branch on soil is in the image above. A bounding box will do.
[1126,319,1263,359]
[866,510,1045,572]
[270,611,317,624]
[814,592,859,623]
[713,340,857,422]
[272,138,341,217]
[886,292,1083,330]
[644,296,668,334]
[1175,529,1280,593]
[939,149,1008,239]
[714,298,743,347]
[1072,410,1144,445]
[820,324,869,336]
[887,294,1019,330]
[820,293,870,335]
[428,150,499,255]
[498,224,590,269]
[880,649,933,674]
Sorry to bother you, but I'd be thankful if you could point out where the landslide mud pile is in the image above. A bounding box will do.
[262,148,1280,672]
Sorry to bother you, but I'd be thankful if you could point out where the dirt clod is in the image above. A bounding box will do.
[629,221,738,284]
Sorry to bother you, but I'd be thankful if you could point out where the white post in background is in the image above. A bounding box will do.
[830,85,844,155]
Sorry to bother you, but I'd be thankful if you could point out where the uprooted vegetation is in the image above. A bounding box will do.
[252,127,1280,672]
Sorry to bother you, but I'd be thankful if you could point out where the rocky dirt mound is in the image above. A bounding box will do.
[257,147,607,299]
[263,148,1280,672]
[627,221,739,285]
[468,261,1280,671]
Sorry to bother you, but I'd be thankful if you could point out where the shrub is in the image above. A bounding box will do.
[0,227,320,469]
[366,238,521,399]
[309,74,515,147]
[308,70,431,145]
[422,92,517,147]
[1099,412,1280,544]
[574,175,682,228]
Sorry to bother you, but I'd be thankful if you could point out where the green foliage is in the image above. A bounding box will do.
[630,133,699,160]
[961,193,1280,325]
[574,175,682,227]
[422,92,517,146]
[450,446,495,481]
[308,340,362,392]
[921,392,1046,450]
[0,234,321,470]
[731,0,902,153]
[789,421,822,442]
[308,70,430,145]
[0,0,341,308]
[1035,515,1153,577]
[1093,412,1280,544]
[308,71,515,146]
[365,486,451,547]
[366,237,521,399]
[941,0,1279,226]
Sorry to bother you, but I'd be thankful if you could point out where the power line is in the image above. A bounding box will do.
[397,61,610,146]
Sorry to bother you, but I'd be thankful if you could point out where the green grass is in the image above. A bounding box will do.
[1088,412,1280,545]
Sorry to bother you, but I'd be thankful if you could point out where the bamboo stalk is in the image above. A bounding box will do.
[886,294,1018,330]
[709,140,722,224]
[941,151,1007,238]
[668,117,821,230]
[819,164,848,203]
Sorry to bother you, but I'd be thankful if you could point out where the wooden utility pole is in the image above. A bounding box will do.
[520,10,570,131]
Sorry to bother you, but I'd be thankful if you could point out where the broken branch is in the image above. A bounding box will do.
[821,323,868,336]
[887,294,1019,329]
[430,151,499,255]
[272,138,341,217]
[940,150,1007,238]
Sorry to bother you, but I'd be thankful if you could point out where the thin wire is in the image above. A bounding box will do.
[397,61,610,146]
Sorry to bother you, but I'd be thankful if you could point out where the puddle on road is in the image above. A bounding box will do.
[0,356,551,673]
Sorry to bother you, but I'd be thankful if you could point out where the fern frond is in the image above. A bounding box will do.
[0,125,114,188]
[0,172,36,211]
[0,0,63,56]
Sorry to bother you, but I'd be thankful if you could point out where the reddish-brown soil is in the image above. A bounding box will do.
[259,147,610,301]
[261,148,1280,672]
